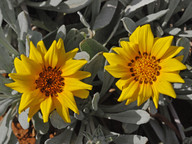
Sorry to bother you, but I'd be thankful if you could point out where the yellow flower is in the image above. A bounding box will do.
[5,39,92,123]
[103,24,186,108]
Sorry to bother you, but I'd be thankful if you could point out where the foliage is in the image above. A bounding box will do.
[0,0,192,143]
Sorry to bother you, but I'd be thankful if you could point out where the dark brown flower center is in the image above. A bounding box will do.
[128,52,161,85]
[35,66,64,97]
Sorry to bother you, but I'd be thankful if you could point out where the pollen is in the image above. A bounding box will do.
[35,66,64,97]
[128,52,161,85]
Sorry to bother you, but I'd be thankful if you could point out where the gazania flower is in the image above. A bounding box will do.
[103,24,186,108]
[6,38,92,123]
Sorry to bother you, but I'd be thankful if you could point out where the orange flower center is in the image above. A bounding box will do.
[128,52,161,85]
[35,66,64,97]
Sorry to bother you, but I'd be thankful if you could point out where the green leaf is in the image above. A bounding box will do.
[26,0,93,13]
[165,28,181,35]
[80,38,108,59]
[92,92,100,111]
[124,0,156,16]
[136,9,168,26]
[64,28,84,52]
[56,25,66,41]
[0,0,18,33]
[175,1,192,26]
[84,52,105,83]
[176,37,190,63]
[18,109,29,130]
[104,110,150,125]
[92,0,118,30]
[121,17,136,34]
[114,135,148,144]
[50,110,76,129]
[90,0,101,26]
[32,111,49,135]
[162,0,180,27]
[45,123,76,144]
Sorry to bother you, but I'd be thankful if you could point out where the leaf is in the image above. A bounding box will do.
[32,111,49,135]
[75,123,85,144]
[104,110,150,125]
[176,37,190,63]
[0,98,14,116]
[0,75,13,95]
[50,110,76,129]
[74,51,90,61]
[92,92,100,111]
[0,0,18,33]
[84,52,105,83]
[162,0,180,27]
[64,28,84,52]
[136,9,168,26]
[18,109,29,130]
[74,110,84,121]
[93,0,118,30]
[114,135,148,144]
[77,11,90,28]
[90,0,101,25]
[124,0,156,16]
[56,25,66,41]
[122,123,139,133]
[177,94,192,100]
[0,9,2,26]
[121,17,137,34]
[175,1,192,26]
[174,78,192,95]
[45,123,76,144]
[26,0,93,13]
[80,38,108,59]
[178,30,192,37]
[165,28,181,35]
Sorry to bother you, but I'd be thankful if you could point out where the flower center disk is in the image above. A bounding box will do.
[128,52,161,85]
[35,66,64,97]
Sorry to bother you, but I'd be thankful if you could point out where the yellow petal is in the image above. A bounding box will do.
[104,65,129,78]
[72,90,89,99]
[27,104,40,122]
[6,74,36,93]
[129,26,140,44]
[160,72,185,83]
[58,91,79,114]
[161,46,184,60]
[151,85,159,109]
[138,24,154,54]
[53,97,71,123]
[119,41,139,60]
[125,96,137,105]
[40,96,54,123]
[14,57,28,74]
[160,58,186,72]
[66,71,91,80]
[44,40,58,68]
[61,59,87,77]
[137,83,152,106]
[175,55,184,62]
[20,54,42,75]
[56,38,66,67]
[19,89,45,113]
[29,41,43,63]
[151,36,173,59]
[116,77,130,90]
[118,79,139,102]
[103,52,126,65]
[155,79,176,98]
[64,78,92,91]
[66,48,79,60]
[37,40,47,56]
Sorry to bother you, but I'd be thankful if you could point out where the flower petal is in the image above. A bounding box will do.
[64,78,92,91]
[155,79,176,98]
[37,40,47,56]
[138,24,154,54]
[14,57,28,74]
[104,65,129,78]
[40,96,54,123]
[29,41,43,63]
[56,38,66,67]
[137,83,152,106]
[61,59,87,76]
[151,36,173,59]
[53,97,71,123]
[160,72,185,83]
[44,40,58,68]
[160,58,186,72]
[118,79,139,102]
[58,91,79,114]
[19,89,45,113]
[151,85,159,109]
[116,77,131,90]
[68,71,91,80]
[103,52,126,65]
[129,26,140,44]
[27,104,40,122]
[161,46,184,60]
[72,90,90,99]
